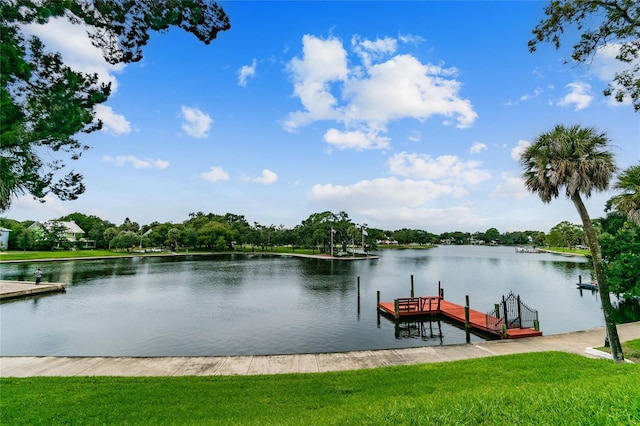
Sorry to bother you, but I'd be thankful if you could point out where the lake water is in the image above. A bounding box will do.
[0,246,616,356]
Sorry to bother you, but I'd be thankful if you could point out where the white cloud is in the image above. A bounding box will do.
[359,206,487,231]
[284,34,477,149]
[238,59,257,87]
[10,194,69,220]
[469,142,487,154]
[352,35,398,68]
[201,166,230,182]
[284,35,348,130]
[181,106,213,139]
[557,82,593,110]
[511,140,531,161]
[490,173,529,200]
[591,44,636,107]
[591,44,628,81]
[506,87,542,106]
[22,17,130,133]
[103,155,169,169]
[407,131,421,142]
[94,105,131,135]
[307,178,487,230]
[253,169,278,185]
[323,128,390,150]
[22,17,124,93]
[387,152,491,185]
[308,177,458,208]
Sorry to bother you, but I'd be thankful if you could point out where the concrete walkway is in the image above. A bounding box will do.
[0,280,67,301]
[2,322,638,377]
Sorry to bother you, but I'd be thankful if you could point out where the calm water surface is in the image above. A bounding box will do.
[0,246,610,356]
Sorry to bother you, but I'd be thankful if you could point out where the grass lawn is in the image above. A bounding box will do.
[597,339,640,363]
[545,246,590,256]
[1,351,638,425]
[0,250,144,261]
[0,247,359,262]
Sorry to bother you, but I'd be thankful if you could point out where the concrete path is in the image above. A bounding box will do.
[2,322,638,377]
[0,280,67,301]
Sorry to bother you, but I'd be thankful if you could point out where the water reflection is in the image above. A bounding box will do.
[1,246,637,357]
[394,319,444,342]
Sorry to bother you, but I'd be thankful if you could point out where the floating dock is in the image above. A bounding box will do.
[378,295,542,339]
[0,280,67,301]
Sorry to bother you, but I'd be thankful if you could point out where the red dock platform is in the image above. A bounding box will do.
[378,296,542,339]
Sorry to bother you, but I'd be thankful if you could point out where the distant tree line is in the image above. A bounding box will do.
[0,209,624,254]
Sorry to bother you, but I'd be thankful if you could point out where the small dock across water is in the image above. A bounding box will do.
[0,280,67,301]
[378,286,542,339]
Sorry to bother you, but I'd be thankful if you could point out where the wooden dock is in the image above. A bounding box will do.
[378,296,542,339]
[0,280,67,301]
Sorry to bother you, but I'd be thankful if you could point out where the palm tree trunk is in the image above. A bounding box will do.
[571,193,624,362]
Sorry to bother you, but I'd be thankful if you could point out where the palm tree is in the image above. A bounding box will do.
[520,124,624,362]
[609,163,640,225]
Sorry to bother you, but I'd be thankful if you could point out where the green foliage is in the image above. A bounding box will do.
[607,163,640,224]
[521,125,615,203]
[521,123,623,361]
[529,0,640,111]
[1,352,638,425]
[548,220,584,248]
[601,164,640,297]
[600,216,640,296]
[0,0,230,211]
[111,230,138,250]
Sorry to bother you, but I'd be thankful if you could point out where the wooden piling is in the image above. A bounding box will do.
[410,275,414,297]
[464,295,471,343]
[357,277,361,312]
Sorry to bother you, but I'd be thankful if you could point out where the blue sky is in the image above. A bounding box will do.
[7,1,639,234]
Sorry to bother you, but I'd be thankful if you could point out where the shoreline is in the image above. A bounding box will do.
[2,322,638,376]
[0,250,380,264]
[538,248,587,257]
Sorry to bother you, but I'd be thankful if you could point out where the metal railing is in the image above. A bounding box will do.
[486,291,539,335]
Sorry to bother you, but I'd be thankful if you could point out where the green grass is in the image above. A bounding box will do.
[0,250,136,261]
[377,244,435,250]
[597,339,640,362]
[1,352,638,425]
[0,247,334,262]
[545,246,590,256]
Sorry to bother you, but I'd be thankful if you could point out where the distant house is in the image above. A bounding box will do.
[470,237,485,245]
[0,227,10,250]
[28,220,95,249]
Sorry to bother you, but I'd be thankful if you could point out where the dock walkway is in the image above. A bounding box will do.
[378,296,543,339]
[0,280,67,301]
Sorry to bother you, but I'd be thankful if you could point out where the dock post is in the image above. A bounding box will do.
[464,295,471,343]
[534,320,540,331]
[394,299,399,319]
[503,295,508,329]
[578,275,582,285]
[410,275,414,297]
[357,277,361,313]
[377,290,380,307]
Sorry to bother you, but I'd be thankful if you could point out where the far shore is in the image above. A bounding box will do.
[538,248,587,257]
[0,250,380,264]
